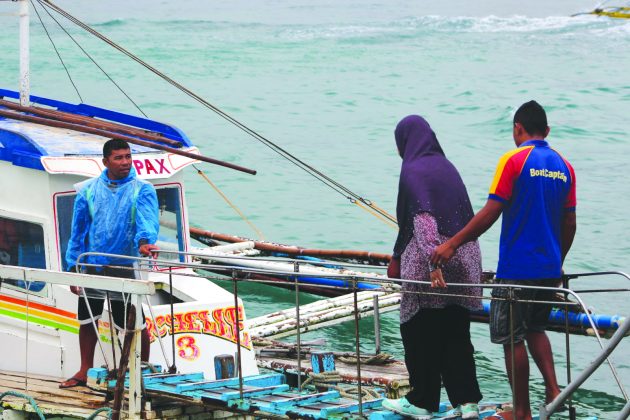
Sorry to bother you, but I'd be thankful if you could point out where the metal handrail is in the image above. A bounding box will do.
[74,251,630,417]
[540,313,630,419]
[0,264,153,420]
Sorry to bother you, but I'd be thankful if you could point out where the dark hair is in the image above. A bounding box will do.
[513,100,548,136]
[103,139,131,158]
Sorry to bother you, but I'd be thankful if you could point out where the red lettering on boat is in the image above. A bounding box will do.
[133,160,144,175]
[144,159,158,174]
[156,158,171,174]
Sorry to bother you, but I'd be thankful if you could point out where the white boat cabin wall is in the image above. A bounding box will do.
[0,92,259,381]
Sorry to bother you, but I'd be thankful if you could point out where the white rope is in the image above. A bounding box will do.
[80,286,111,371]
[144,295,172,368]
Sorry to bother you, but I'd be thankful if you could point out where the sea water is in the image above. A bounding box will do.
[0,0,629,416]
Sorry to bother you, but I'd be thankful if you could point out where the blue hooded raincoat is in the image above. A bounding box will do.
[66,167,159,270]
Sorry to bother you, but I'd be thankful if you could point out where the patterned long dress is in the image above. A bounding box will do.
[400,212,482,324]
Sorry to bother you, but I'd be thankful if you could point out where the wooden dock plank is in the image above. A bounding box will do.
[0,370,111,418]
[207,384,290,401]
[259,355,409,389]
[0,379,106,405]
[142,372,204,385]
[319,398,384,417]
[269,390,340,407]
[175,373,284,393]
[0,368,410,420]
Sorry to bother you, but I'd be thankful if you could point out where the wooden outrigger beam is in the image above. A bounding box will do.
[0,98,182,147]
[0,108,257,175]
[190,226,392,263]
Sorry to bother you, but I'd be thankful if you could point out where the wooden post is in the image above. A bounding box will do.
[214,354,236,379]
[128,294,143,419]
[112,305,136,420]
[311,351,335,374]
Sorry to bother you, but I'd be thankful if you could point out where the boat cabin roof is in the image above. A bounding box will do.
[0,89,197,178]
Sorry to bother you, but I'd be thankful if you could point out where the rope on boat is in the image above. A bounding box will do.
[37,0,398,228]
[193,165,265,240]
[352,199,398,230]
[0,391,45,420]
[252,338,275,347]
[338,352,395,365]
[339,385,382,401]
[86,407,113,420]
[145,295,173,370]
[301,371,381,400]
[0,390,113,420]
[32,0,147,117]
[29,0,83,103]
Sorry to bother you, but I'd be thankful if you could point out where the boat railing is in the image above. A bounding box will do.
[0,263,155,419]
[74,251,630,418]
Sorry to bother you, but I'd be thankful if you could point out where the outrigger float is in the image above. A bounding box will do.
[1,1,630,419]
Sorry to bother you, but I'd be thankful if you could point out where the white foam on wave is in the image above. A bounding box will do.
[469,14,630,35]
[277,13,629,41]
[469,14,582,32]
[589,19,630,37]
[280,24,409,41]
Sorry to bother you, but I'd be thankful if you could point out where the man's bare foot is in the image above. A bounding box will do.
[545,389,561,404]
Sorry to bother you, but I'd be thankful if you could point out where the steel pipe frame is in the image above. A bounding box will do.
[74,252,630,416]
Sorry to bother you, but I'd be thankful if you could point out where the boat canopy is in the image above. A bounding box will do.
[0,89,195,176]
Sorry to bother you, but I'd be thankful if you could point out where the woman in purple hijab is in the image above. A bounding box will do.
[383,115,483,419]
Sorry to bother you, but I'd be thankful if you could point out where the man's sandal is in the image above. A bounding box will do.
[59,376,87,389]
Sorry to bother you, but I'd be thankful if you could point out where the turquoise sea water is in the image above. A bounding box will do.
[1,0,629,417]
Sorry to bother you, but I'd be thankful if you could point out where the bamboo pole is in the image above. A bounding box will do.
[0,108,257,175]
[0,98,183,147]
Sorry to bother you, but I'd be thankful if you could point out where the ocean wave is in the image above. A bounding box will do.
[88,14,630,42]
[90,18,129,28]
[465,14,596,33]
[88,17,266,34]
[589,19,630,36]
[467,14,630,35]
[280,24,405,41]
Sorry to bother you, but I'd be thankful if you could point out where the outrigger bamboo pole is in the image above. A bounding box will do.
[189,226,392,262]
[0,108,257,175]
[0,98,183,147]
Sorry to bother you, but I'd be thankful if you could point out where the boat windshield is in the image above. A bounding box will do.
[0,215,46,292]
[155,185,186,263]
[55,184,187,271]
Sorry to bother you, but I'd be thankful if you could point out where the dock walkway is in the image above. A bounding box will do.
[0,370,109,419]
[0,370,253,419]
[1,368,513,419]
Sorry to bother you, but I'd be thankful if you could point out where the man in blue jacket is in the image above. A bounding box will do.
[60,139,159,388]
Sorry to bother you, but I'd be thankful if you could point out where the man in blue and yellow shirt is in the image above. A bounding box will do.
[432,101,577,420]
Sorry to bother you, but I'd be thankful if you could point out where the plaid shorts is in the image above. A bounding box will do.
[489,278,559,344]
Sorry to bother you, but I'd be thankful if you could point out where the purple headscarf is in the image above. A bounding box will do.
[392,115,474,258]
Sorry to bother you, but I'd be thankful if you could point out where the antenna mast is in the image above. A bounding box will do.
[19,0,30,106]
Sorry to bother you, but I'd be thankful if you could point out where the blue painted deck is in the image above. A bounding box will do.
[88,368,510,419]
